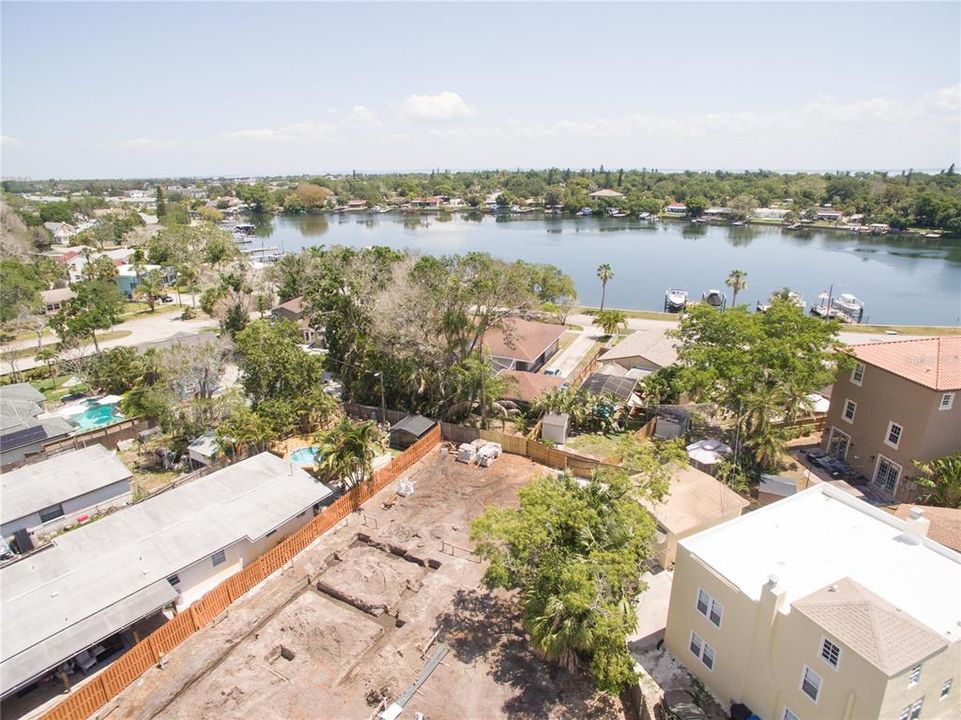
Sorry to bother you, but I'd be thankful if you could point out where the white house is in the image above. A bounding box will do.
[42,222,75,245]
[1,445,133,547]
[0,452,334,701]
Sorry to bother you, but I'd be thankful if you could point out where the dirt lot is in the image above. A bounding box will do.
[105,450,626,720]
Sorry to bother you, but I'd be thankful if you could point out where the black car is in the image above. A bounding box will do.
[802,448,829,464]
[159,294,174,303]
[661,690,709,720]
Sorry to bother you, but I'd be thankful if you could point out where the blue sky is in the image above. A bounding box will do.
[2,2,959,178]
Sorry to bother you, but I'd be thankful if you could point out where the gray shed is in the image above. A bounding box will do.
[541,412,570,445]
[389,415,436,450]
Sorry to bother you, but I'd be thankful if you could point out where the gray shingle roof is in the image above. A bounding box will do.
[391,414,436,437]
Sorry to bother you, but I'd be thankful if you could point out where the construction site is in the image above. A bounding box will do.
[98,447,627,720]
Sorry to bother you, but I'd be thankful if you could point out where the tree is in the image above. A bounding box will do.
[134,269,166,312]
[595,309,627,338]
[83,346,143,394]
[197,206,224,223]
[0,259,43,325]
[471,469,656,694]
[725,269,748,307]
[596,263,614,311]
[50,280,125,352]
[217,405,276,459]
[234,319,325,404]
[80,255,118,283]
[315,417,384,488]
[914,452,961,508]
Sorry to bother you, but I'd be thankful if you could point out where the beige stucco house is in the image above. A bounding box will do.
[822,337,961,502]
[598,328,678,373]
[664,484,961,720]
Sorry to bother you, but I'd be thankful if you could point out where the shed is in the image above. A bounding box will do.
[758,474,798,505]
[541,412,569,444]
[188,432,219,467]
[654,408,690,439]
[639,464,749,568]
[389,415,436,450]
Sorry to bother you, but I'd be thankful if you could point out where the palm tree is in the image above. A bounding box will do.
[725,269,747,307]
[596,264,614,311]
[315,418,384,489]
[914,452,961,508]
[595,309,628,338]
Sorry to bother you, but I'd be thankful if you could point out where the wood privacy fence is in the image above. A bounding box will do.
[40,425,442,720]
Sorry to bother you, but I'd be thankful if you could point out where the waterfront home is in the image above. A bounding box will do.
[822,337,960,502]
[598,328,678,373]
[409,196,444,209]
[270,296,319,345]
[815,207,844,222]
[753,207,791,220]
[345,199,368,211]
[1,445,132,551]
[483,318,565,373]
[39,287,75,315]
[665,202,688,216]
[496,370,565,407]
[0,384,73,469]
[0,453,334,706]
[589,189,625,200]
[704,207,732,220]
[665,483,961,720]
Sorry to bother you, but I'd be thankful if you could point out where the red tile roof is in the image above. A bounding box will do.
[851,337,961,391]
[498,371,565,403]
[483,318,566,364]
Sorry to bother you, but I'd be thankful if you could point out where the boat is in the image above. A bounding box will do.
[575,207,592,217]
[702,289,727,310]
[234,223,255,235]
[785,223,801,230]
[924,232,942,239]
[232,233,253,245]
[607,208,628,218]
[664,288,688,312]
[731,220,745,226]
[757,291,807,313]
[811,292,864,323]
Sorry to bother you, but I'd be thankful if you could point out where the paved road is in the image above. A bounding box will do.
[546,330,602,379]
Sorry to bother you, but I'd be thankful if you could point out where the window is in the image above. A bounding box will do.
[874,455,902,494]
[899,706,911,720]
[842,400,856,423]
[940,393,955,411]
[211,549,227,567]
[941,679,952,699]
[167,574,180,586]
[885,421,903,449]
[820,638,841,669]
[801,666,822,702]
[39,504,65,523]
[695,588,723,627]
[851,363,865,386]
[827,427,850,460]
[783,709,800,720]
[909,665,922,686]
[910,698,923,719]
[689,631,715,670]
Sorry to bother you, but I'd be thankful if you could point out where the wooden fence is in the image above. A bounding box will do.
[39,418,154,455]
[40,425,442,720]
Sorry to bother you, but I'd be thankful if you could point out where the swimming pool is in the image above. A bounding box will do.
[69,402,125,432]
[288,446,321,466]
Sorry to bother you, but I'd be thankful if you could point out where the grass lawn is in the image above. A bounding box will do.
[565,432,626,463]
[842,323,961,336]
[557,330,580,354]
[118,302,185,322]
[580,306,676,321]
[32,373,90,403]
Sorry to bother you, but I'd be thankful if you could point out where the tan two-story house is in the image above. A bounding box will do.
[665,484,961,720]
[822,337,961,502]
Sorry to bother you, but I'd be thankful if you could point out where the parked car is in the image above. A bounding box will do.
[159,294,174,303]
[661,690,709,720]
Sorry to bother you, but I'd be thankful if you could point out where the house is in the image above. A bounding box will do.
[753,207,791,220]
[588,189,625,200]
[346,199,368,211]
[271,296,318,345]
[115,263,171,299]
[496,370,565,407]
[815,207,844,222]
[641,465,748,569]
[389,415,436,450]
[0,452,334,702]
[821,338,961,502]
[42,222,74,245]
[665,484,961,720]
[665,202,688,215]
[598,329,678,373]
[704,207,732,219]
[188,432,220,468]
[1,445,132,550]
[0,384,73,469]
[483,318,565,373]
[39,287,75,314]
[894,504,961,553]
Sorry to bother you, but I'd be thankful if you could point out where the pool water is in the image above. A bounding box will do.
[69,403,124,432]
[289,447,321,465]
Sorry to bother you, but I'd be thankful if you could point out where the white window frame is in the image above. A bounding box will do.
[940,392,955,411]
[909,698,924,720]
[800,665,822,703]
[695,588,723,628]
[909,664,922,686]
[873,455,903,495]
[941,678,952,699]
[827,426,851,460]
[211,548,227,567]
[899,706,910,720]
[842,399,856,423]
[851,362,865,386]
[782,708,800,720]
[819,637,841,670]
[885,421,903,449]
[689,631,715,671]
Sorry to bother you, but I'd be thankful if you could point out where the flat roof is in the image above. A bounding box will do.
[680,484,961,641]
[0,452,333,695]
[1,445,132,525]
[639,465,749,535]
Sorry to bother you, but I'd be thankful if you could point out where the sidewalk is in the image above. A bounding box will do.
[546,329,601,378]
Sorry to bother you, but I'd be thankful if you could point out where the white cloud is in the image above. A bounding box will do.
[218,121,336,144]
[0,135,22,147]
[116,138,177,149]
[346,105,380,127]
[399,91,474,122]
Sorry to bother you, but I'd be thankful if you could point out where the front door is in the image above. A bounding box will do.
[827,428,850,460]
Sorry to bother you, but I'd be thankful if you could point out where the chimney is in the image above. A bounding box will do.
[760,574,787,616]
[900,507,930,545]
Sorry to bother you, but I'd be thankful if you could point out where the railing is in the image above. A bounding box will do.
[40,425,442,720]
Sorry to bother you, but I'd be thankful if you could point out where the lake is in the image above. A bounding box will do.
[252,213,961,326]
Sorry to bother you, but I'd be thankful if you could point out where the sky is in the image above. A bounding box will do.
[1,1,959,179]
